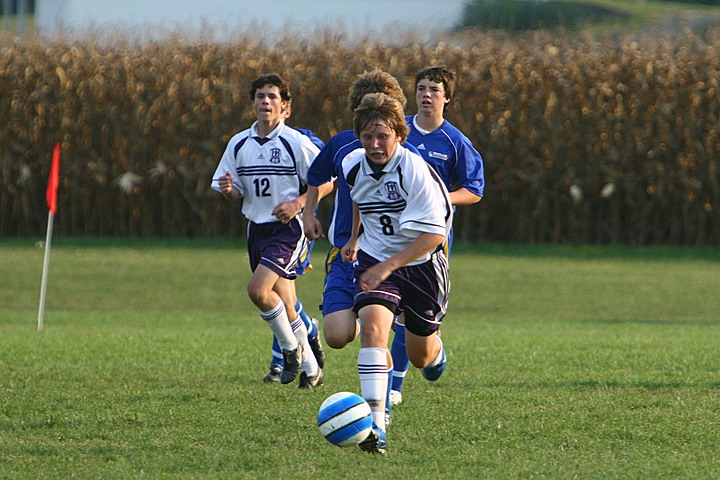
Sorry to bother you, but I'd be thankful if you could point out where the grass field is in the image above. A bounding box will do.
[1,238,719,479]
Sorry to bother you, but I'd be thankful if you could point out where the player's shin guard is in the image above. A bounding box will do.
[390,321,410,393]
[358,347,389,431]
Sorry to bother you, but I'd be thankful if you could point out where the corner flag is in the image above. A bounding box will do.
[38,143,61,332]
[47,143,60,214]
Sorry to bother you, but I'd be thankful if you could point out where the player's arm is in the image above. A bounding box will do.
[303,181,335,239]
[340,203,361,263]
[449,187,482,206]
[359,232,445,292]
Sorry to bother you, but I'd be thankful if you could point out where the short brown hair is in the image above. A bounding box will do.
[415,66,457,101]
[249,74,292,102]
[353,93,409,142]
[347,69,406,111]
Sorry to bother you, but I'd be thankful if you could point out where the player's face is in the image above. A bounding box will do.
[416,78,449,115]
[360,120,398,165]
[253,85,287,124]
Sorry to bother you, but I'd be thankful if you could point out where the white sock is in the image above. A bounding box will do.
[291,316,319,376]
[358,347,389,431]
[260,302,297,352]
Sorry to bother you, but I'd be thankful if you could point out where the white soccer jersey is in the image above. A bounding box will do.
[342,144,453,266]
[211,121,320,224]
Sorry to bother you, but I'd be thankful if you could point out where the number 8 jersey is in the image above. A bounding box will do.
[211,121,320,224]
[342,143,453,266]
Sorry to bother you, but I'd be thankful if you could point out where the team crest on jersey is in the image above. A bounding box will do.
[269,148,281,164]
[384,181,401,200]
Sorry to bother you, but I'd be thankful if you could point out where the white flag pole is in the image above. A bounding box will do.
[37,210,54,332]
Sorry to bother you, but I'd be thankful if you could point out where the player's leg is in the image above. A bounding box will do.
[264,336,284,383]
[274,276,322,388]
[402,250,449,382]
[357,304,393,455]
[296,299,325,368]
[352,251,399,454]
[247,265,303,385]
[293,239,325,367]
[406,329,446,380]
[321,248,359,349]
[389,313,410,404]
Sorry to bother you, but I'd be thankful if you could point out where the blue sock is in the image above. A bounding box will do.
[270,336,283,368]
[385,367,393,420]
[390,322,410,392]
[295,299,317,339]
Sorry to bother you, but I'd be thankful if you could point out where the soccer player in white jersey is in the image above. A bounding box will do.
[211,74,328,389]
[389,66,485,406]
[261,100,327,384]
[340,93,453,454]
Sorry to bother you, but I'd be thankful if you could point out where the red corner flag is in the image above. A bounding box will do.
[46,143,61,214]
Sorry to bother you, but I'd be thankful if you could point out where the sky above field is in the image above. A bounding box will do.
[37,0,466,40]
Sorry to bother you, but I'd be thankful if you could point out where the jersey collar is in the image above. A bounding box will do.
[251,121,286,142]
[361,143,403,178]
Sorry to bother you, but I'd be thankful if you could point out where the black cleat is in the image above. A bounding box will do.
[263,364,282,383]
[298,368,324,389]
[280,346,302,384]
[308,319,326,368]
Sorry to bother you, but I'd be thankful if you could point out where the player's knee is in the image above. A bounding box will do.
[323,311,358,349]
[408,352,430,369]
[246,282,268,307]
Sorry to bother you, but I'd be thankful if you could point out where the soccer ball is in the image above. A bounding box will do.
[317,392,372,447]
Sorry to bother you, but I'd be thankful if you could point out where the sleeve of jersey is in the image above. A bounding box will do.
[210,139,242,194]
[399,160,450,237]
[295,137,321,185]
[456,138,485,197]
[307,136,342,187]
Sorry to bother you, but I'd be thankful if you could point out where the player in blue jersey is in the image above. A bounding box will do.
[388,66,485,406]
[340,93,453,454]
[303,70,410,351]
[261,100,327,384]
[211,73,329,389]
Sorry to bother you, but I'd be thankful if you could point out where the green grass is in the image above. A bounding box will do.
[1,238,719,479]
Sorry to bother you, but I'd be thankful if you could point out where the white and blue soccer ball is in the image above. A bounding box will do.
[317,392,372,447]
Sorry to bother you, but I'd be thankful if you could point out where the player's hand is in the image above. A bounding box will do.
[304,215,325,240]
[218,172,234,195]
[272,200,299,224]
[340,239,358,263]
[359,262,392,292]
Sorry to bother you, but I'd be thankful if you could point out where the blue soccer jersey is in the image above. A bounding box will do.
[307,130,359,249]
[405,115,485,198]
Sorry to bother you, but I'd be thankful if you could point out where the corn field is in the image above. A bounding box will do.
[1,27,719,244]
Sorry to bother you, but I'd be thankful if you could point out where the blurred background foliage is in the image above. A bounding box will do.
[1,1,719,244]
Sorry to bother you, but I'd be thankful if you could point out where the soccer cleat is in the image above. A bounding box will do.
[298,368,324,389]
[358,424,387,455]
[389,389,403,406]
[280,346,302,384]
[263,364,282,383]
[421,347,446,381]
[308,319,326,368]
